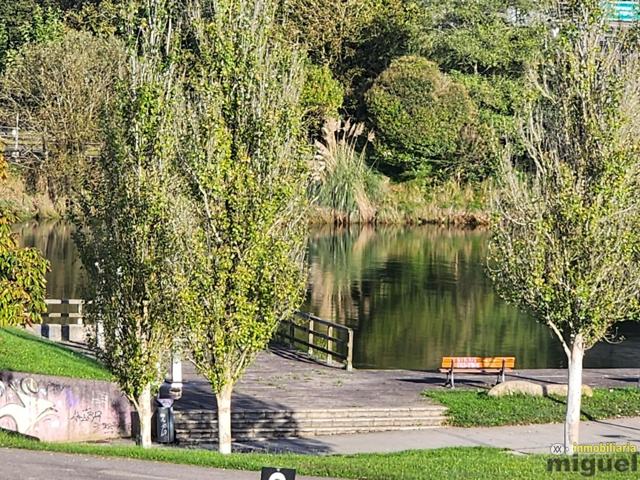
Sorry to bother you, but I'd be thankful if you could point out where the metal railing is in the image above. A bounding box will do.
[278,311,354,371]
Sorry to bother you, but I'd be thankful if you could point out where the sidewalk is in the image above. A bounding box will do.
[234,417,640,455]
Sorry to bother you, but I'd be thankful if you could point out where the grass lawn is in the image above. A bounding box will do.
[425,388,640,427]
[0,429,634,479]
[0,327,111,380]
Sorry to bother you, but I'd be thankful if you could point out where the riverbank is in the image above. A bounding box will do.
[0,168,60,220]
[5,167,491,226]
[310,178,491,227]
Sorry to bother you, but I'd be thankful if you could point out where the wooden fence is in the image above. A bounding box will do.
[277,311,354,371]
[44,299,86,324]
[42,299,354,371]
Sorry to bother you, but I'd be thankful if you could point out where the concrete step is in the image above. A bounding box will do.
[173,406,447,443]
[176,423,445,443]
[175,415,445,431]
[175,415,446,431]
[174,406,446,422]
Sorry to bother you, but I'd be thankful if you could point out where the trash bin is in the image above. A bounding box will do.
[155,399,175,444]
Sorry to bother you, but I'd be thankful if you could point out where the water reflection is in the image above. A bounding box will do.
[15,220,86,299]
[13,221,640,370]
[303,225,640,370]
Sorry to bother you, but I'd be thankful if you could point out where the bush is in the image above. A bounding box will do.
[366,55,486,180]
[301,63,344,135]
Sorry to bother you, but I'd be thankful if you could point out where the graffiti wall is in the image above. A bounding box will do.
[0,371,131,442]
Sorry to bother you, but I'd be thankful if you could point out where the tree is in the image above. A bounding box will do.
[284,0,426,116]
[0,2,64,71]
[178,0,308,454]
[488,1,640,455]
[0,156,49,327]
[421,0,545,161]
[71,0,190,448]
[0,29,124,202]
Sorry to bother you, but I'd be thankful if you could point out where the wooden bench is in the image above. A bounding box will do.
[440,356,515,388]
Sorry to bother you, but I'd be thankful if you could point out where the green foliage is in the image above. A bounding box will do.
[420,0,544,165]
[422,0,542,77]
[0,2,64,69]
[366,55,485,179]
[311,119,380,224]
[0,328,111,379]
[426,389,640,427]
[489,3,640,351]
[285,0,426,116]
[0,158,49,327]
[71,0,189,406]
[301,63,344,135]
[179,0,309,394]
[63,0,124,36]
[0,29,125,202]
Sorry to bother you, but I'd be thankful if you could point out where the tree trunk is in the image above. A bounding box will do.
[216,383,233,454]
[564,333,585,455]
[135,384,153,448]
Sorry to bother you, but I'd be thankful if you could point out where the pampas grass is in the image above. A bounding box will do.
[311,118,380,224]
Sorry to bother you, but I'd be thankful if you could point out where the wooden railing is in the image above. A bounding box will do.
[41,300,354,370]
[44,299,86,324]
[278,311,354,371]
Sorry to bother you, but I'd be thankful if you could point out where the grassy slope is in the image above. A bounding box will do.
[425,388,640,427]
[0,430,631,480]
[0,328,111,380]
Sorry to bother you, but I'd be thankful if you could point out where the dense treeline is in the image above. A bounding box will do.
[0,0,545,224]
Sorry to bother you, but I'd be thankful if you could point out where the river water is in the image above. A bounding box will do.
[16,220,640,370]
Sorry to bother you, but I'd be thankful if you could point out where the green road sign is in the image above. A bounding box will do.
[610,1,639,21]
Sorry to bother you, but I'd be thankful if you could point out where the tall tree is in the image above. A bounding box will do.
[0,156,49,327]
[489,0,640,455]
[0,29,125,202]
[179,0,308,454]
[72,0,190,448]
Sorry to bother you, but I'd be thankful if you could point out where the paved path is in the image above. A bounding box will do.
[234,417,640,455]
[175,345,640,412]
[0,448,338,480]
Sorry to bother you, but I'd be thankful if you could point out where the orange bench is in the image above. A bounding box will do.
[440,356,515,388]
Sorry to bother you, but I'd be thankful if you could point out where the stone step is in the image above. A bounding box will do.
[173,405,447,443]
[175,415,447,431]
[174,413,443,429]
[176,422,445,443]
[174,406,446,422]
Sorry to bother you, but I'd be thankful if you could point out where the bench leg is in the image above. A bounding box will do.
[496,369,506,385]
[444,369,455,389]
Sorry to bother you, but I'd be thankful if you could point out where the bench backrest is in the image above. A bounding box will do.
[441,356,516,369]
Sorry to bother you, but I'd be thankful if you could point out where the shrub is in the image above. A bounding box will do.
[365,55,485,180]
[301,63,344,135]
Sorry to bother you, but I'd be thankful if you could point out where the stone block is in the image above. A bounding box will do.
[544,384,593,398]
[62,324,87,343]
[41,323,62,341]
[24,324,42,337]
[488,380,544,397]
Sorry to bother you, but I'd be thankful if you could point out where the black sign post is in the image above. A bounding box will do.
[260,467,296,480]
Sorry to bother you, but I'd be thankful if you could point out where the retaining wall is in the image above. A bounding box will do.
[0,370,131,442]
